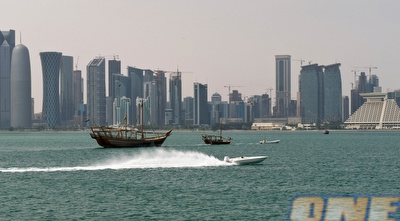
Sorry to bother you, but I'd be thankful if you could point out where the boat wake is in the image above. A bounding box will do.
[0,149,231,173]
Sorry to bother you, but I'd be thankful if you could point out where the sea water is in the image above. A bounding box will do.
[0,130,399,220]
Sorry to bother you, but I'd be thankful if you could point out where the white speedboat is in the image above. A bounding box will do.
[224,156,268,165]
[259,139,280,144]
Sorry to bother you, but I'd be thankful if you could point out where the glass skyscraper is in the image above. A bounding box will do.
[87,57,106,126]
[0,29,15,129]
[60,55,74,126]
[323,64,342,122]
[194,82,208,125]
[40,52,62,128]
[299,63,342,123]
[169,71,182,125]
[275,55,291,118]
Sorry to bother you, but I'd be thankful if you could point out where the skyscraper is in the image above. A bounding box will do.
[323,64,342,122]
[127,66,143,125]
[72,69,83,126]
[40,52,62,128]
[275,55,291,118]
[299,64,322,123]
[169,71,182,125]
[194,82,208,125]
[299,63,342,124]
[0,29,15,129]
[108,59,121,98]
[60,55,74,126]
[87,57,106,126]
[10,44,31,128]
[155,71,167,126]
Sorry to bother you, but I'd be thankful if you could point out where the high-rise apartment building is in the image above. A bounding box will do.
[40,52,62,128]
[87,57,106,126]
[299,63,342,123]
[154,71,167,126]
[60,55,74,126]
[323,64,342,122]
[194,82,208,125]
[169,71,182,125]
[127,66,143,125]
[10,44,31,128]
[183,96,194,126]
[299,64,323,123]
[342,96,349,122]
[72,70,83,126]
[0,29,15,129]
[275,55,291,118]
[108,59,121,98]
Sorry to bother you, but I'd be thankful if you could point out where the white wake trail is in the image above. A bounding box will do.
[0,149,231,173]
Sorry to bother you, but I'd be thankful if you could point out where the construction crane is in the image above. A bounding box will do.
[224,85,244,104]
[98,54,119,60]
[292,58,313,66]
[75,56,79,70]
[352,66,377,79]
[265,87,273,96]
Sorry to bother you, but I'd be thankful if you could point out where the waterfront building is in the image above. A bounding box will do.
[299,63,342,124]
[0,29,15,129]
[127,66,143,125]
[72,70,83,126]
[111,74,131,125]
[342,96,349,122]
[345,92,400,129]
[60,55,74,126]
[299,64,322,123]
[10,44,31,128]
[193,82,208,125]
[169,71,182,125]
[183,96,194,126]
[275,55,291,118]
[323,63,342,122]
[87,57,106,126]
[40,52,62,128]
[108,59,121,98]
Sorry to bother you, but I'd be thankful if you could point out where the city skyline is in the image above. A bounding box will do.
[2,1,400,113]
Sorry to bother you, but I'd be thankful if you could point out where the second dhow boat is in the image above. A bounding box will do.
[202,120,232,145]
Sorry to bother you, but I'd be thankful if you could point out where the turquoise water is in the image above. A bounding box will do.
[0,130,399,220]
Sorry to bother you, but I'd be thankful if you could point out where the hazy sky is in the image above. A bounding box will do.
[2,0,400,113]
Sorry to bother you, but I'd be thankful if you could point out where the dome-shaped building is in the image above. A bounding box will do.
[10,44,32,128]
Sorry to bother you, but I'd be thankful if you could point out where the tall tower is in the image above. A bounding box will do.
[72,69,83,126]
[154,71,167,126]
[275,55,291,118]
[127,66,143,125]
[40,52,62,128]
[299,64,322,123]
[323,64,342,122]
[0,29,15,128]
[87,57,106,126]
[169,71,182,125]
[60,55,74,126]
[194,82,208,125]
[10,44,31,128]
[108,59,121,98]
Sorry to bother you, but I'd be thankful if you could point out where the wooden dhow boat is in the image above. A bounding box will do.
[90,100,172,148]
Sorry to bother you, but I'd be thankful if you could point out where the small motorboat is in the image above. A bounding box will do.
[224,156,268,165]
[259,139,280,144]
[323,130,329,134]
